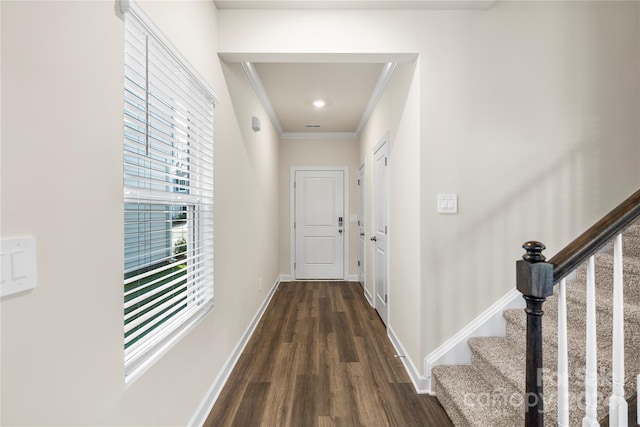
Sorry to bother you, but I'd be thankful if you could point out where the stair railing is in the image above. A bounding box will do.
[517,188,640,427]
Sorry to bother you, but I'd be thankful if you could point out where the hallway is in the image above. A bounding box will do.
[205,281,452,426]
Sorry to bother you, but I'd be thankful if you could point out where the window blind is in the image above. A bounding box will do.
[123,5,215,380]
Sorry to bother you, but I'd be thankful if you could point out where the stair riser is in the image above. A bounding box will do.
[434,228,640,426]
[432,370,483,427]
[505,305,640,368]
[503,306,639,425]
[469,339,523,393]
[432,365,525,426]
[574,271,640,306]
[505,278,640,349]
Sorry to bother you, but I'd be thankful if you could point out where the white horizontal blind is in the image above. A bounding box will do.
[123,9,214,380]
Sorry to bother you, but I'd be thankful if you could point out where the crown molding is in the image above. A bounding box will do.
[241,60,398,139]
[240,62,284,135]
[355,62,397,135]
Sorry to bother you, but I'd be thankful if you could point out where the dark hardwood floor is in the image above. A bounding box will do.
[205,281,453,427]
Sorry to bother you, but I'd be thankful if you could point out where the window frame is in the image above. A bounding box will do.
[121,0,218,383]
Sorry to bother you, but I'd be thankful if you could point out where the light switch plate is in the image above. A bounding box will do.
[1,237,37,297]
[437,193,458,214]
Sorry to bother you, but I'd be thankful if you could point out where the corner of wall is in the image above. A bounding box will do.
[422,288,524,394]
[388,326,431,394]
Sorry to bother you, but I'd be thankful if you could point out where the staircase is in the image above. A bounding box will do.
[432,224,640,426]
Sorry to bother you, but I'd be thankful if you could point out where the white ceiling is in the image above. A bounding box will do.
[246,62,389,137]
[218,0,494,138]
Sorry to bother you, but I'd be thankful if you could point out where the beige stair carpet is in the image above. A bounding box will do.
[433,224,640,426]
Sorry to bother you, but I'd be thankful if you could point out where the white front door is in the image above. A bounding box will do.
[358,164,365,286]
[295,170,345,279]
[373,137,389,325]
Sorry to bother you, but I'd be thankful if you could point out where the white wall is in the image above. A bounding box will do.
[0,1,280,425]
[417,0,640,357]
[278,138,360,278]
[359,61,422,365]
[1,2,637,423]
[218,1,640,379]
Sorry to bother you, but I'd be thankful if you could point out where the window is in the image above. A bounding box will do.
[122,2,216,381]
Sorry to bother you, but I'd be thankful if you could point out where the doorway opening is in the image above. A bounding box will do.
[291,166,350,280]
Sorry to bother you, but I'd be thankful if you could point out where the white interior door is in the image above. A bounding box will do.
[373,138,389,325]
[295,170,345,279]
[358,164,365,286]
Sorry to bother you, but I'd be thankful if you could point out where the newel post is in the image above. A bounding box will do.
[516,241,554,427]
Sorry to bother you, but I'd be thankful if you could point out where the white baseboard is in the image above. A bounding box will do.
[188,276,280,426]
[278,274,360,282]
[423,288,524,394]
[388,326,430,393]
[363,286,374,307]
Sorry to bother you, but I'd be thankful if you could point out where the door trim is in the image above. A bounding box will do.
[372,132,390,325]
[358,163,366,286]
[290,166,350,280]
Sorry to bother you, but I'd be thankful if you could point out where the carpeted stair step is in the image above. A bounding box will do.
[467,336,525,394]
[432,364,524,426]
[505,269,640,358]
[623,225,640,258]
[571,253,640,308]
[504,284,640,387]
[434,227,640,426]
[502,270,640,424]
[502,304,596,425]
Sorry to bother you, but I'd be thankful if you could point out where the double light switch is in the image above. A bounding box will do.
[437,193,458,214]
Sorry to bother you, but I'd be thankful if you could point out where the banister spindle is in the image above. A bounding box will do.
[583,255,599,426]
[517,241,554,427]
[609,233,627,425]
[557,278,569,427]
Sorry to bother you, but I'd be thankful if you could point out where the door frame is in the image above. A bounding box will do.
[290,166,350,280]
[372,133,390,325]
[358,163,366,287]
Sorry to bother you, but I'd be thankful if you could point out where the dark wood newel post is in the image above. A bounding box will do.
[516,241,554,427]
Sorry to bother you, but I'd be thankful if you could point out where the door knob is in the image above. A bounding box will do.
[370,236,377,242]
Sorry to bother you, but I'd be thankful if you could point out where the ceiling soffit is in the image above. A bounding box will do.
[214,0,495,10]
[241,62,398,139]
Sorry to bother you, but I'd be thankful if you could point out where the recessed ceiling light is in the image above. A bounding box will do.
[312,99,326,108]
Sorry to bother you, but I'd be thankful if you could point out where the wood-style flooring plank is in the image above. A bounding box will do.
[230,382,271,427]
[318,296,334,334]
[318,415,335,427]
[259,342,297,427]
[289,374,319,426]
[205,281,453,427]
[293,316,318,375]
[334,311,359,362]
